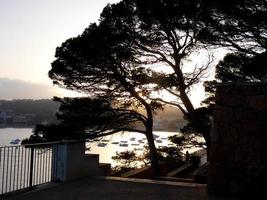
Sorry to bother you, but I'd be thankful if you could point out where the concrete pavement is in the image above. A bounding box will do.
[5,177,234,200]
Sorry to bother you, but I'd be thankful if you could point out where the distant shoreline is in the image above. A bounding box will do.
[0,126,181,132]
[0,125,34,129]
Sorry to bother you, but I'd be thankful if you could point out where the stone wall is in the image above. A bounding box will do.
[208,83,267,197]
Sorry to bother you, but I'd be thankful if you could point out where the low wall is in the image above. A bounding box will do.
[208,83,267,197]
[52,141,111,182]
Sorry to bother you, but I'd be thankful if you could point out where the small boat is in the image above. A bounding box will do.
[120,140,128,143]
[130,137,136,141]
[156,140,163,143]
[138,140,144,144]
[101,139,110,142]
[97,143,107,147]
[131,143,139,146]
[10,139,20,144]
[153,134,159,139]
[111,142,119,144]
[161,137,168,140]
[119,143,128,147]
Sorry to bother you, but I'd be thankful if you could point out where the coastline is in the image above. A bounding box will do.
[0,125,34,129]
[0,125,181,132]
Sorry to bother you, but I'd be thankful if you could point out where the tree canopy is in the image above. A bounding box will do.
[48,0,267,168]
[199,0,267,55]
[49,13,162,171]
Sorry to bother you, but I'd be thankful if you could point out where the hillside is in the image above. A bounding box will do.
[0,99,60,126]
[0,99,186,130]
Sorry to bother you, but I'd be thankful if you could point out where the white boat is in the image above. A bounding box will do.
[10,139,20,144]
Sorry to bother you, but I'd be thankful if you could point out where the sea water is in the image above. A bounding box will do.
[0,128,180,166]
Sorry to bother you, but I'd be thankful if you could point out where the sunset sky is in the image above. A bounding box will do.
[0,0,120,99]
[0,0,225,106]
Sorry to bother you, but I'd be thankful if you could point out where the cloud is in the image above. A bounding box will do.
[0,77,61,99]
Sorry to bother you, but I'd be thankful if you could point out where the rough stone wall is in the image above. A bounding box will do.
[208,83,267,197]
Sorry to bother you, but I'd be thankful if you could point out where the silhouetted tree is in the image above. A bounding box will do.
[49,0,217,170]
[25,97,150,142]
[203,52,267,106]
[199,0,267,55]
[98,0,214,150]
[55,97,150,137]
[193,51,267,158]
[49,22,162,173]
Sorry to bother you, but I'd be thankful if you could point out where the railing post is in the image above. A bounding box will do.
[29,146,34,189]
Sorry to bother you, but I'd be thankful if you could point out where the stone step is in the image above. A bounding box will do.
[167,163,192,177]
[155,176,194,183]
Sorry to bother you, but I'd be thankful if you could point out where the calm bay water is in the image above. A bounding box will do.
[0,128,33,147]
[86,131,178,166]
[0,128,180,166]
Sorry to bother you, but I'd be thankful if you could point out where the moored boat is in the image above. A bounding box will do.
[10,139,20,145]
[97,143,107,147]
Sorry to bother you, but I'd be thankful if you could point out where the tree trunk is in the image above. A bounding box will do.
[188,110,211,161]
[129,86,160,175]
[180,90,211,160]
[145,106,160,176]
[145,123,160,175]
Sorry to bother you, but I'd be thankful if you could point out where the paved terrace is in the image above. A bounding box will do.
[5,177,234,200]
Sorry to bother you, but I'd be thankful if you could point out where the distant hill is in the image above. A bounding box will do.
[0,99,60,127]
[153,105,186,131]
[135,105,186,131]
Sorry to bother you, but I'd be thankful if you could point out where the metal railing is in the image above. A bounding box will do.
[0,142,60,196]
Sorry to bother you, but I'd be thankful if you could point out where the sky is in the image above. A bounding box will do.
[0,0,120,99]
